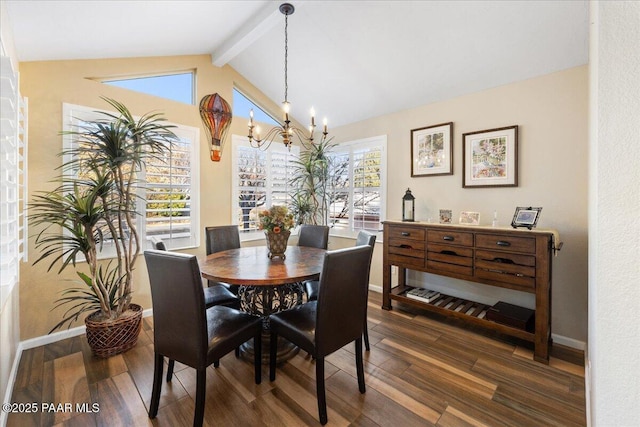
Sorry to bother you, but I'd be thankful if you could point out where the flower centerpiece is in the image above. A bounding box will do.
[258,205,295,259]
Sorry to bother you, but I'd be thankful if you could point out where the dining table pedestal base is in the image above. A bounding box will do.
[237,282,305,364]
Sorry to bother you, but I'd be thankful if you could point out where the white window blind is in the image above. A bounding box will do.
[328,135,386,234]
[0,51,27,307]
[231,135,299,237]
[62,103,199,255]
[143,126,199,249]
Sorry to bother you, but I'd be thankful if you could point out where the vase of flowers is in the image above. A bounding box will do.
[258,205,295,259]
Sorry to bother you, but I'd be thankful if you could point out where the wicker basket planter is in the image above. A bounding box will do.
[85,303,143,358]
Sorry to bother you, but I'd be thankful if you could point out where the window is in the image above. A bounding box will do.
[62,103,200,255]
[103,72,195,105]
[232,88,279,126]
[328,135,387,235]
[231,135,299,239]
[0,51,27,307]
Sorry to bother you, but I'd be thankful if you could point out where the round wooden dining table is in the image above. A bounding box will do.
[199,245,326,363]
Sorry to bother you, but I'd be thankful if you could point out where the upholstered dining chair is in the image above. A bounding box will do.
[144,250,262,427]
[297,224,330,250]
[304,230,377,350]
[269,245,373,425]
[205,225,242,295]
[149,236,240,381]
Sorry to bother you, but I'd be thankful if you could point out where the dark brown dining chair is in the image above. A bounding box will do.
[269,245,373,425]
[205,225,242,295]
[149,236,240,381]
[305,230,377,350]
[297,224,330,249]
[144,250,262,427]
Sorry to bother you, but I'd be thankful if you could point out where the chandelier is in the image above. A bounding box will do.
[248,3,328,150]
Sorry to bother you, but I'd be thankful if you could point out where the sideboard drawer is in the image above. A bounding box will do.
[387,226,426,241]
[475,249,536,290]
[427,230,473,246]
[476,233,535,254]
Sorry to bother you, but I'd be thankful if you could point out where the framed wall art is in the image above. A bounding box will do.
[511,206,542,229]
[462,125,518,188]
[411,122,453,177]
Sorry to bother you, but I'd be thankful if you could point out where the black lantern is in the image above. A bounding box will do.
[402,188,415,222]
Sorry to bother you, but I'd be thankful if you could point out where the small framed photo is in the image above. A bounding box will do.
[459,211,480,226]
[411,122,453,177]
[463,125,518,188]
[511,207,542,229]
[439,209,452,224]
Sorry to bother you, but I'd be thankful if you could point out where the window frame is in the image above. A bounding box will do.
[327,135,387,239]
[61,103,200,258]
[101,70,196,105]
[231,134,300,242]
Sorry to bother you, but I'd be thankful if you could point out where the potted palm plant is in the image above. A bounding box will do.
[288,138,336,226]
[30,97,177,357]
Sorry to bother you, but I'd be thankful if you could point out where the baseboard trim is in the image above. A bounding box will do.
[20,308,154,350]
[551,333,586,351]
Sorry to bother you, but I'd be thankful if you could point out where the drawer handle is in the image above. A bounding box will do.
[443,236,454,241]
[401,232,410,236]
[399,244,414,249]
[496,241,511,247]
[441,250,458,256]
[493,257,514,264]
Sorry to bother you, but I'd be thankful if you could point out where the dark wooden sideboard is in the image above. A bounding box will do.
[382,220,560,363]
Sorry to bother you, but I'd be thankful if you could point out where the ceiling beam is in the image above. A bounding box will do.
[211,3,283,67]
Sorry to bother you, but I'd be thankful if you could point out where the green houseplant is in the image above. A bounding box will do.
[288,138,336,226]
[30,97,177,357]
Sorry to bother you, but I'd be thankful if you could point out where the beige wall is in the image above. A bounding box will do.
[18,54,284,339]
[330,66,589,343]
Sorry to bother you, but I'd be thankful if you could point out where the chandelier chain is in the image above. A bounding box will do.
[284,12,289,104]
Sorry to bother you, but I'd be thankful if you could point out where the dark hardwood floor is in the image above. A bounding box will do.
[8,292,585,426]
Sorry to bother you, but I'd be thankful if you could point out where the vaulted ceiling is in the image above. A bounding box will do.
[4,0,589,127]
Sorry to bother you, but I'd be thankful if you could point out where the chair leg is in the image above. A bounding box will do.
[269,330,278,381]
[254,331,262,384]
[213,360,220,368]
[363,320,371,351]
[316,356,328,425]
[355,338,366,394]
[166,359,175,382]
[235,347,240,358]
[149,353,164,419]
[194,368,206,427]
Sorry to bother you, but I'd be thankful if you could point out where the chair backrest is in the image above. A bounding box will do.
[144,250,208,368]
[355,230,376,248]
[298,224,330,249]
[315,245,373,355]
[205,225,240,255]
[355,230,376,284]
[149,236,167,251]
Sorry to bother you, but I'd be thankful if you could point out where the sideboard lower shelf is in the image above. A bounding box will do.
[390,285,535,343]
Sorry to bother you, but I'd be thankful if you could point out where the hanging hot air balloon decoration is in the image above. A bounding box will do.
[199,93,232,162]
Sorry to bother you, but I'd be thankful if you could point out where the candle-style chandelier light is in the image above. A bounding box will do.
[248,3,329,150]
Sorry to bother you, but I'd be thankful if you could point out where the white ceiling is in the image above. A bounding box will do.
[4,0,589,128]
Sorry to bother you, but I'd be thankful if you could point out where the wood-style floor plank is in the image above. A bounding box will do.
[7,291,585,426]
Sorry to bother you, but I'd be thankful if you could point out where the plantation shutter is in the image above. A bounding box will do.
[328,136,386,233]
[144,125,199,249]
[0,52,27,307]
